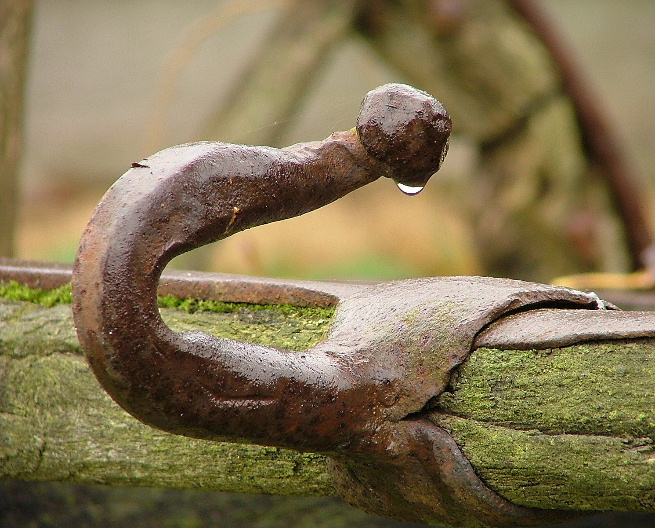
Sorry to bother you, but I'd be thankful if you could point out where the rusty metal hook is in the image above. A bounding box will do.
[72,84,601,526]
[72,83,451,448]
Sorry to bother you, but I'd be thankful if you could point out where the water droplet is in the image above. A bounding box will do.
[396,182,424,195]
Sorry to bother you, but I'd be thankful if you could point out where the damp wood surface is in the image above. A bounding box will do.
[1,292,655,513]
[0,295,333,497]
[434,341,655,512]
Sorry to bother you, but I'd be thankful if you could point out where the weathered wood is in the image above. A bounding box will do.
[0,297,333,496]
[2,292,655,515]
[0,0,33,257]
[435,341,655,512]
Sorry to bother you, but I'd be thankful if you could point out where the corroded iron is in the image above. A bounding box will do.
[66,84,651,527]
[0,257,363,307]
[72,82,453,445]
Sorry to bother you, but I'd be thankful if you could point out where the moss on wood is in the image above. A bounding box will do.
[439,342,655,438]
[0,279,72,306]
[0,286,334,496]
[435,342,655,512]
[433,413,655,512]
[2,284,655,512]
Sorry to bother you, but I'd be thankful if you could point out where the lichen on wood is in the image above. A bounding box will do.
[2,286,655,513]
[433,414,655,512]
[0,292,334,496]
[439,342,655,438]
[435,341,655,512]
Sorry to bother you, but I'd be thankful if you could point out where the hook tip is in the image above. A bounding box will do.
[356,83,451,188]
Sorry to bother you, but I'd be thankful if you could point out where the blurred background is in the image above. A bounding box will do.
[8,0,655,283]
[2,0,655,526]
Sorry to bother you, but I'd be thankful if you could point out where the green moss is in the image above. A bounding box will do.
[0,351,332,495]
[0,280,72,307]
[157,293,334,320]
[160,306,331,351]
[157,295,334,351]
[0,289,334,493]
[0,281,334,320]
[0,281,334,353]
[438,342,655,438]
[432,413,655,512]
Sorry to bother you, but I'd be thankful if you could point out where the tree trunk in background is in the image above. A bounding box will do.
[0,0,33,257]
[355,0,634,280]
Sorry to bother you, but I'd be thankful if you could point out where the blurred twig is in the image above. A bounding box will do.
[200,0,358,147]
[142,0,645,281]
[144,0,290,153]
[508,0,653,270]
[355,0,641,280]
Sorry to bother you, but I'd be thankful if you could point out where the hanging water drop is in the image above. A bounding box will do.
[396,182,424,195]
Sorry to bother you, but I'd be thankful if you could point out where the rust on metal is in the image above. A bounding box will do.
[50,83,649,527]
[0,257,365,307]
[4,256,655,342]
[0,258,73,291]
[476,308,655,350]
[71,84,452,446]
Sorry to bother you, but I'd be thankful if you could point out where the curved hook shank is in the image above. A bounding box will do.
[72,84,452,450]
[74,137,381,448]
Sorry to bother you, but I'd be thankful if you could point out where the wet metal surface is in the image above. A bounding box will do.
[476,308,655,350]
[0,258,73,290]
[21,83,644,527]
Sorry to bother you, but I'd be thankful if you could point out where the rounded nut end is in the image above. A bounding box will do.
[356,83,451,188]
